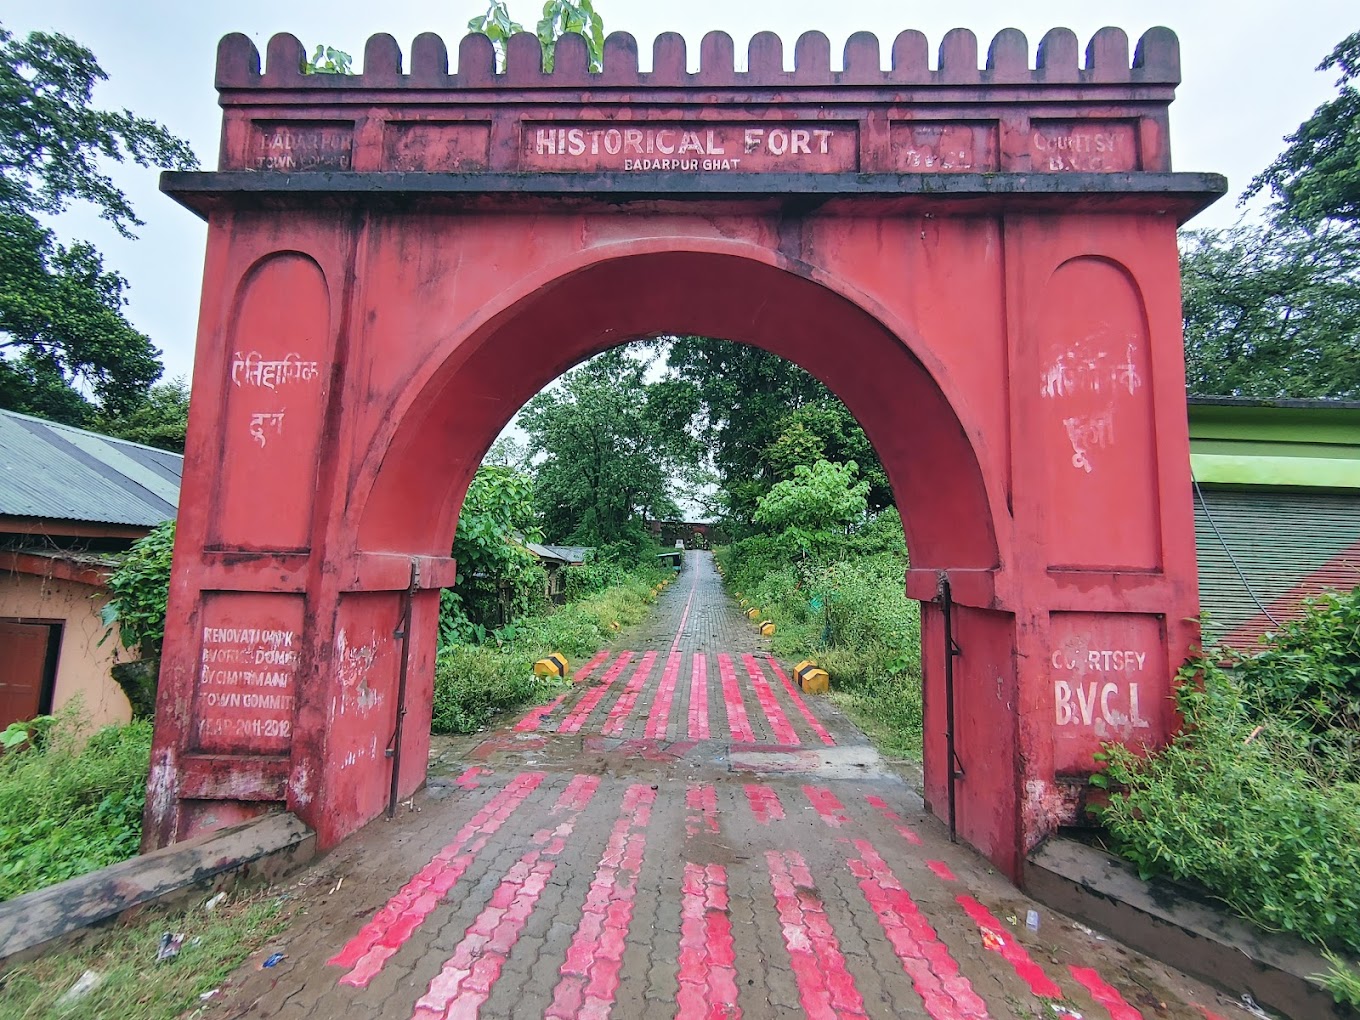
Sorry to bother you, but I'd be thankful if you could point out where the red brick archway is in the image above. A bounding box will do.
[148,25,1222,879]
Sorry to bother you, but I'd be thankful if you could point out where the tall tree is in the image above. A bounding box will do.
[1181,31,1360,400]
[0,26,196,423]
[96,376,190,452]
[663,337,891,523]
[1246,32,1360,229]
[1180,224,1360,399]
[521,349,698,546]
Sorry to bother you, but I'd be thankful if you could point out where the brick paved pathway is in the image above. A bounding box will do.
[218,552,1235,1020]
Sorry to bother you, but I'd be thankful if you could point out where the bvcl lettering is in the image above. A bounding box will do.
[1051,647,1151,729]
[1053,680,1149,728]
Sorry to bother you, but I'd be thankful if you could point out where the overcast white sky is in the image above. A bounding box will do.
[5,0,1355,381]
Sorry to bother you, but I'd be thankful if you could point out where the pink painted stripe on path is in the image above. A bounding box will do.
[927,861,957,882]
[574,648,612,681]
[717,654,754,742]
[865,794,924,845]
[515,692,569,733]
[514,649,609,732]
[545,784,657,1019]
[847,839,990,1020]
[767,850,868,1020]
[686,782,719,837]
[765,656,835,745]
[410,775,602,1019]
[558,651,634,733]
[688,654,710,740]
[602,651,658,736]
[676,863,741,1019]
[330,772,546,985]
[645,652,683,740]
[742,654,799,745]
[455,767,493,789]
[1069,967,1143,1020]
[804,785,852,828]
[743,784,784,825]
[955,895,1063,999]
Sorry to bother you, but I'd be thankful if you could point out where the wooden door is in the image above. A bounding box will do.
[0,621,57,727]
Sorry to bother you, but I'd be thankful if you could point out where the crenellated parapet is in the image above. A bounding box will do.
[205,27,1188,179]
[216,27,1180,90]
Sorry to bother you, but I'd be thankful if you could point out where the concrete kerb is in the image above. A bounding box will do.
[1025,838,1347,1020]
[0,812,314,966]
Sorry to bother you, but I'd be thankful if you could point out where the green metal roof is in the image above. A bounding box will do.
[1188,398,1360,491]
[0,410,182,528]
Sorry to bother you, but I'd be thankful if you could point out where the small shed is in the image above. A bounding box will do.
[656,547,683,573]
[0,410,183,728]
[525,542,592,603]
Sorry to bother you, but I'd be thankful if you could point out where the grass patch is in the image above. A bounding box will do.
[432,565,669,734]
[0,888,290,1019]
[827,669,924,760]
[0,711,152,902]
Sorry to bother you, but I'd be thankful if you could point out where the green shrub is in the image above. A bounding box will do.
[101,519,175,656]
[0,709,152,901]
[1313,952,1360,1009]
[433,646,566,734]
[563,560,627,602]
[1230,588,1360,777]
[1097,591,1360,956]
[431,564,666,734]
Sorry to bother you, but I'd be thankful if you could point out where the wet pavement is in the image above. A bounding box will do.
[217,552,1236,1020]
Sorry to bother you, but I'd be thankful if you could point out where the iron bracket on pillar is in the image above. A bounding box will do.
[937,570,966,842]
[386,559,420,819]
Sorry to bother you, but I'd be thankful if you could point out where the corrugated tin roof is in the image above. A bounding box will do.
[1195,487,1360,646]
[0,410,182,528]
[525,542,591,564]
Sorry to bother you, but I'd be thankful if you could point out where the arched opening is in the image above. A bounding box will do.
[341,246,1018,868]
[355,247,1000,574]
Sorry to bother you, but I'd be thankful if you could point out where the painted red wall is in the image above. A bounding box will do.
[147,25,1218,879]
